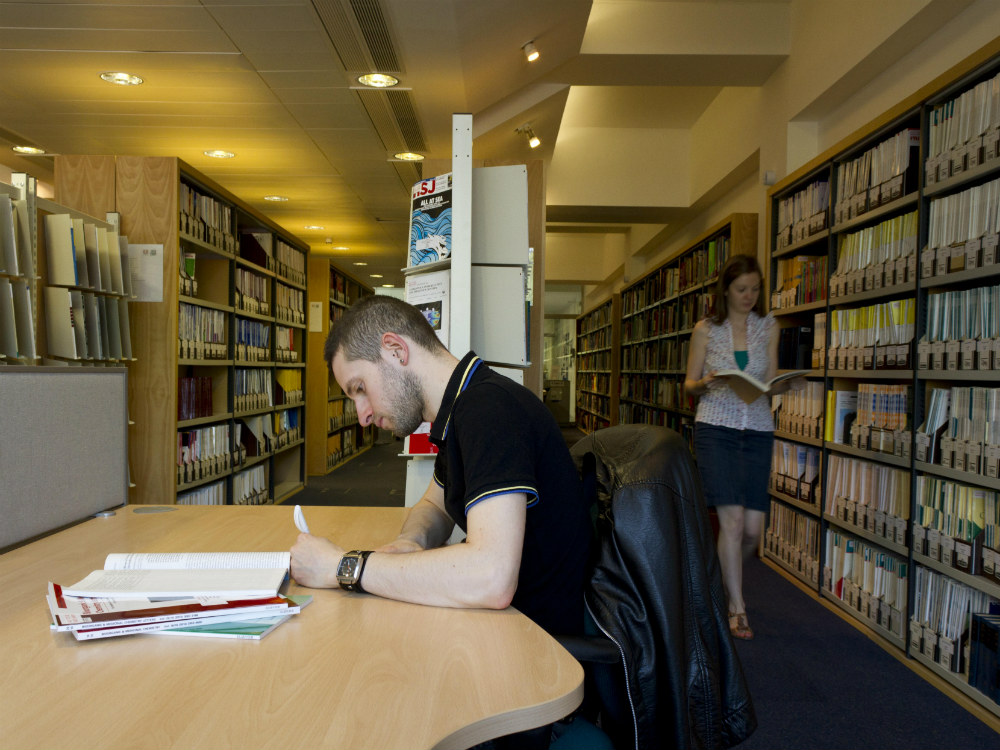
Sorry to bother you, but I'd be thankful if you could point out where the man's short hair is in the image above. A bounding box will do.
[324,295,447,368]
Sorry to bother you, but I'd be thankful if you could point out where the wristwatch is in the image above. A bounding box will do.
[337,550,373,592]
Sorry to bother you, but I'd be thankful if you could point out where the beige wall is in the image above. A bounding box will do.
[630,0,999,282]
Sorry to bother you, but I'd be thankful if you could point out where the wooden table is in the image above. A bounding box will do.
[0,505,583,750]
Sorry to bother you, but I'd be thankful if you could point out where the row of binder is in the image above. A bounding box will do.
[915,474,994,547]
[771,439,821,504]
[825,452,910,522]
[922,385,1000,447]
[179,303,227,359]
[825,530,908,617]
[235,266,270,314]
[275,239,306,287]
[775,179,829,248]
[765,500,821,581]
[926,176,999,252]
[177,480,226,506]
[925,72,1000,167]
[834,128,919,224]
[234,368,274,412]
[833,210,918,277]
[924,282,1000,342]
[911,565,996,675]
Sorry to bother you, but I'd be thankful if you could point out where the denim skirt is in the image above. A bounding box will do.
[693,422,773,512]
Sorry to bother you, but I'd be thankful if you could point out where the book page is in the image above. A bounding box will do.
[714,369,767,404]
[103,551,290,571]
[64,567,288,598]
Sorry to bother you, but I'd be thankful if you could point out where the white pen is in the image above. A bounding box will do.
[294,505,310,534]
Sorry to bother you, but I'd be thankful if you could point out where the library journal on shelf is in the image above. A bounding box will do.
[713,369,810,404]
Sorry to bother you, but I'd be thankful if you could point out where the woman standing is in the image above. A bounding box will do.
[684,254,797,640]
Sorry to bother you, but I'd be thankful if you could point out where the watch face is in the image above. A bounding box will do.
[338,555,359,581]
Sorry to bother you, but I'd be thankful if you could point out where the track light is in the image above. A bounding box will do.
[522,41,539,63]
[516,124,541,149]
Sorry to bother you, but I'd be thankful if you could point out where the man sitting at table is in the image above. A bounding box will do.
[290,295,592,638]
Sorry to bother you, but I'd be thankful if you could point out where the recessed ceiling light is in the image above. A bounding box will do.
[353,262,367,266]
[332,246,350,251]
[12,145,45,155]
[263,195,288,202]
[370,274,383,278]
[304,225,324,230]
[394,152,424,161]
[203,150,235,159]
[357,73,399,88]
[381,284,395,288]
[100,71,143,86]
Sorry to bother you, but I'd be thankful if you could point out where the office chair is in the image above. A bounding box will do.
[555,424,756,750]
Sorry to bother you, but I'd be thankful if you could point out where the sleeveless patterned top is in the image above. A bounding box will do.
[695,311,775,432]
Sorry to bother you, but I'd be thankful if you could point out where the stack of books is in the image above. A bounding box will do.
[47,552,310,641]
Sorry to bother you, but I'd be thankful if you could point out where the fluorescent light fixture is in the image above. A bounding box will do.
[12,145,45,155]
[522,41,539,63]
[394,152,424,161]
[263,195,288,202]
[100,71,143,86]
[353,262,367,266]
[370,274,383,279]
[331,246,350,251]
[381,284,395,288]
[357,73,399,88]
[203,150,235,159]
[304,225,324,230]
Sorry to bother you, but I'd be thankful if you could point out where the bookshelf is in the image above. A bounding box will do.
[1,173,135,369]
[609,213,757,446]
[764,39,1000,720]
[305,257,374,476]
[574,295,620,435]
[55,156,309,507]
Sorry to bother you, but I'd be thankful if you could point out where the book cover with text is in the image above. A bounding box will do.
[408,174,452,267]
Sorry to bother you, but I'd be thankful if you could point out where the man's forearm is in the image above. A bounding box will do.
[361,493,524,609]
[395,498,455,550]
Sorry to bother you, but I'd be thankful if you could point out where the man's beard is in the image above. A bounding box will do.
[378,360,425,437]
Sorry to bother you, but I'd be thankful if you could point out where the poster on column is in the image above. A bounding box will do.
[408,173,452,267]
[405,268,450,349]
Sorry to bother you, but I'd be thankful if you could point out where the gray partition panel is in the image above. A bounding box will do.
[0,366,128,549]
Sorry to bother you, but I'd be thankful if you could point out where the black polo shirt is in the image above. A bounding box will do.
[429,352,591,636]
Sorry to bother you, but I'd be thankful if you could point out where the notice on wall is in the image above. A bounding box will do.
[309,301,324,333]
[405,269,450,349]
[128,244,163,302]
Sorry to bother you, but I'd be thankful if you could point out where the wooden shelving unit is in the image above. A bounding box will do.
[574,294,620,435]
[762,37,1000,723]
[609,212,757,446]
[305,256,374,476]
[55,156,308,506]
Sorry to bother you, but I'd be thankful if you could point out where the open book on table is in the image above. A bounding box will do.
[61,551,291,599]
[714,369,809,405]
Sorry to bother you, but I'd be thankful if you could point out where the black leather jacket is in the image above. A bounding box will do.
[570,425,756,750]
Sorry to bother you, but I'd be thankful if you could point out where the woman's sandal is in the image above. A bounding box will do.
[729,612,753,640]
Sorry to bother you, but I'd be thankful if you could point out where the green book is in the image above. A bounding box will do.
[152,595,312,640]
